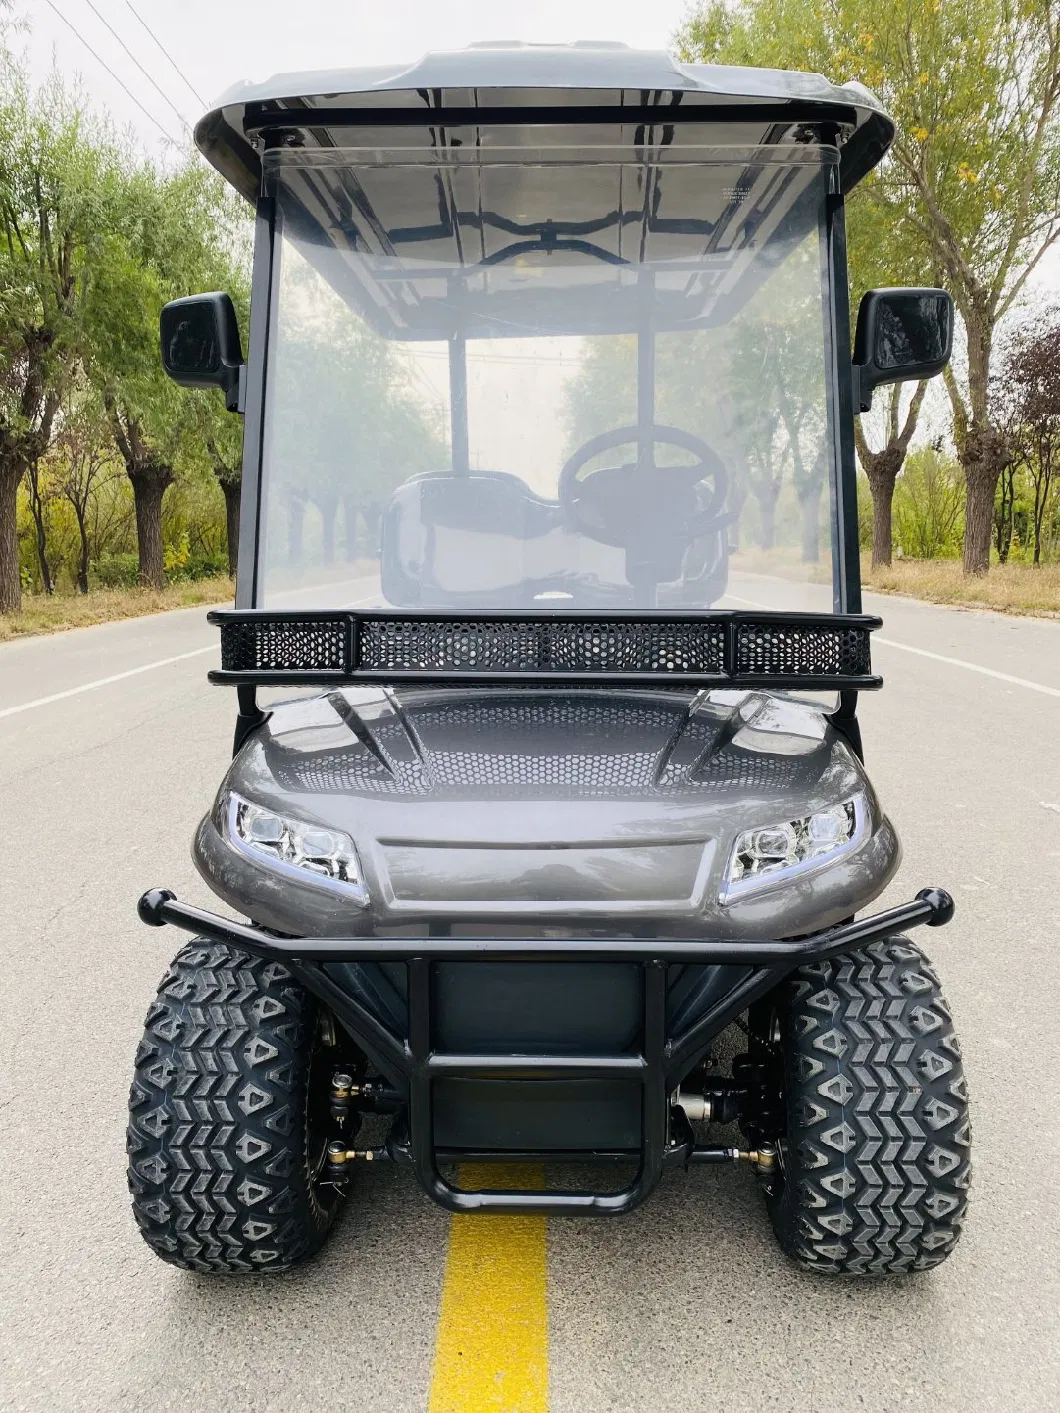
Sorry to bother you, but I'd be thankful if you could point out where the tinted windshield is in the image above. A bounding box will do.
[255,144,841,613]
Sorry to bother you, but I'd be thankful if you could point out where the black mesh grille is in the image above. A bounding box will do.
[690,747,810,792]
[274,748,429,796]
[357,618,727,676]
[272,696,702,797]
[270,695,829,799]
[220,616,347,673]
[734,623,871,678]
[410,697,686,736]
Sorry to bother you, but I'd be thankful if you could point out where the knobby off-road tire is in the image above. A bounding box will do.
[128,940,346,1274]
[766,936,970,1275]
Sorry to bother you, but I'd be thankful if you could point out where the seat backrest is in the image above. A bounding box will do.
[379,469,729,609]
[381,471,619,608]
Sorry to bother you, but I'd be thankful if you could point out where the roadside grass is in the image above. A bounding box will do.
[731,546,1060,617]
[861,557,1060,617]
[0,576,235,643]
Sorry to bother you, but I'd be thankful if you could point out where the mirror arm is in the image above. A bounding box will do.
[851,363,872,414]
[227,365,247,415]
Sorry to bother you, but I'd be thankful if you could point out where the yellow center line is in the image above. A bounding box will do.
[428,1164,549,1413]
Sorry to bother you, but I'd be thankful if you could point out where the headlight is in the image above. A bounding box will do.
[719,793,868,903]
[225,792,369,907]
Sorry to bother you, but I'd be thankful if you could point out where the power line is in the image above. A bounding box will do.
[81,0,191,132]
[44,0,180,147]
[125,1,205,109]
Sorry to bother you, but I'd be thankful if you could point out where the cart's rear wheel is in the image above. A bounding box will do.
[757,937,971,1275]
[127,940,350,1273]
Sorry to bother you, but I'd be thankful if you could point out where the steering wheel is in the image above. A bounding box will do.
[558,424,730,593]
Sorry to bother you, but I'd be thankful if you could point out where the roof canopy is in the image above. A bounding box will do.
[194,42,894,203]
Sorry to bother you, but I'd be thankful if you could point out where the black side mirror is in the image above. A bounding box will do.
[852,288,953,413]
[160,292,245,412]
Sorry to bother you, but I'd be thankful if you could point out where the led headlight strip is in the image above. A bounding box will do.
[719,793,869,904]
[225,791,369,907]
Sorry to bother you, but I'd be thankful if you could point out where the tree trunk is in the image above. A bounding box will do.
[994,464,1015,563]
[855,382,927,569]
[319,494,338,564]
[27,463,54,595]
[343,498,359,560]
[726,480,748,552]
[75,505,90,594]
[362,503,382,558]
[0,464,22,614]
[798,479,823,563]
[221,479,240,576]
[32,512,53,593]
[288,495,305,567]
[960,425,1008,576]
[128,464,174,589]
[863,447,903,569]
[755,487,778,550]
[1032,454,1053,569]
[963,475,995,575]
[0,366,58,614]
[956,321,1006,577]
[868,470,895,568]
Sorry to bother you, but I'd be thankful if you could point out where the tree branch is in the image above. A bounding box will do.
[897,380,929,455]
[943,364,969,452]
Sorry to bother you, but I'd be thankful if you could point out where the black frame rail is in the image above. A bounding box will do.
[245,102,860,139]
[207,608,883,691]
[138,886,953,1215]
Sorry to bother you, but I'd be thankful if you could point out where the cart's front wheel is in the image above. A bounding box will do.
[758,937,971,1275]
[127,941,349,1273]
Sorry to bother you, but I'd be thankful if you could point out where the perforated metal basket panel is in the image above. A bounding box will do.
[220,615,347,673]
[210,611,879,686]
[734,622,872,678]
[357,618,727,676]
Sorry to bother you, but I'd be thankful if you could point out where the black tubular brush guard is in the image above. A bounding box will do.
[137,886,954,1216]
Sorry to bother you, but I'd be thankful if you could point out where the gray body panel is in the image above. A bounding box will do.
[194,685,898,937]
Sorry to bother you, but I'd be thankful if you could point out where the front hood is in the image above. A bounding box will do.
[255,685,841,804]
[195,686,899,936]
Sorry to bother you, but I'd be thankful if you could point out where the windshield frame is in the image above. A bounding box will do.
[234,134,863,620]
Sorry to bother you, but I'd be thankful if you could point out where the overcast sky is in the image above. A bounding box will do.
[25,0,694,153]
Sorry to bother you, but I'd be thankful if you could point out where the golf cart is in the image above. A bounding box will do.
[129,43,970,1277]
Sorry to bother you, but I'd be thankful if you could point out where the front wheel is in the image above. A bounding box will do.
[127,941,350,1273]
[756,937,971,1275]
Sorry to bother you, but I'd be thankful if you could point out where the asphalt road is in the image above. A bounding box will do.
[1,576,1059,1413]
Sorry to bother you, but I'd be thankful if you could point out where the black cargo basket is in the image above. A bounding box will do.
[207,609,882,690]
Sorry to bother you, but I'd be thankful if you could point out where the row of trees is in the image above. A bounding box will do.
[6,2,1060,609]
[1,5,449,612]
[996,322,1060,565]
[0,4,248,615]
[676,0,1060,575]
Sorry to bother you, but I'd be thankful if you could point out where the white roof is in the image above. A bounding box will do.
[195,42,893,201]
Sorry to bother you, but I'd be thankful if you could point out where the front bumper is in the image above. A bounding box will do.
[137,885,955,1217]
